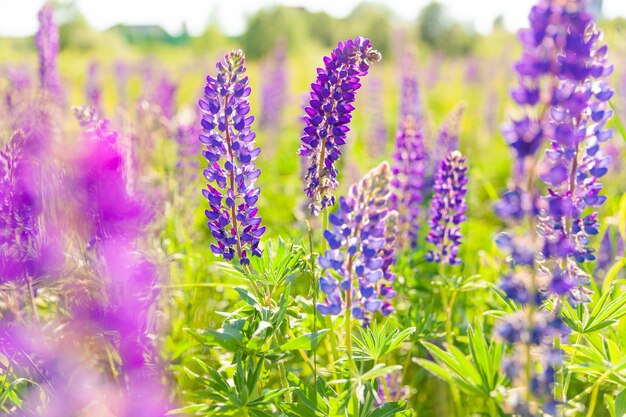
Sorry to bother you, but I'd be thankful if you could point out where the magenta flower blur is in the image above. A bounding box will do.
[0,130,40,282]
[299,37,381,215]
[391,115,427,249]
[198,49,265,265]
[426,151,468,265]
[538,1,613,306]
[317,162,397,325]
[35,3,62,103]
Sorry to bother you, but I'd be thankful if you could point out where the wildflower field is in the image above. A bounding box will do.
[1,1,626,416]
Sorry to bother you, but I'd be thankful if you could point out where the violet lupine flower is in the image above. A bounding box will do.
[537,1,613,306]
[0,130,40,282]
[176,120,201,191]
[375,371,410,406]
[317,162,397,325]
[198,49,265,265]
[425,151,468,265]
[35,3,62,103]
[299,37,382,216]
[433,104,465,165]
[115,60,129,106]
[391,115,427,249]
[398,52,421,124]
[152,75,177,120]
[85,61,102,113]
[363,75,388,154]
[259,41,288,131]
[4,66,32,110]
[502,0,582,176]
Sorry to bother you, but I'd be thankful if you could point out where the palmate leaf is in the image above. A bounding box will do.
[563,334,626,387]
[353,320,416,362]
[562,288,626,334]
[417,328,505,399]
[367,401,410,417]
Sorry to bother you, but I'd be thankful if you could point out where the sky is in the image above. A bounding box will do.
[1,0,625,37]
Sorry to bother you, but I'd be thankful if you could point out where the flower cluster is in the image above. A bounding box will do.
[299,37,381,215]
[35,3,62,103]
[259,41,288,131]
[538,0,613,306]
[317,162,397,325]
[398,52,421,123]
[391,115,427,249]
[199,49,265,265]
[425,151,468,265]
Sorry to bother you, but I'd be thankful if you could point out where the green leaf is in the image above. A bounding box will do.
[368,400,408,417]
[615,389,626,417]
[280,329,329,351]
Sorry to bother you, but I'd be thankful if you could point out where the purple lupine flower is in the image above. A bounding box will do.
[35,3,62,103]
[391,115,427,249]
[502,0,583,176]
[4,66,32,110]
[426,151,468,265]
[152,75,177,120]
[398,52,421,124]
[433,104,465,165]
[259,41,288,131]
[85,60,102,113]
[362,75,388,154]
[537,1,613,306]
[72,106,170,416]
[0,130,40,282]
[198,49,265,265]
[176,115,201,192]
[299,37,381,216]
[317,162,397,325]
[496,310,569,417]
[375,371,410,406]
[114,60,129,106]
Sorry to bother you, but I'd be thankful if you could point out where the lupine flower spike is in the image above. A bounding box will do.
[35,3,62,103]
[434,104,466,165]
[391,115,427,249]
[317,161,397,325]
[299,37,381,215]
[537,0,613,306]
[199,49,265,265]
[426,150,468,265]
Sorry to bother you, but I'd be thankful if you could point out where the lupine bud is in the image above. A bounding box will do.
[317,162,397,325]
[198,49,265,265]
[299,37,381,215]
[391,115,427,249]
[426,150,468,265]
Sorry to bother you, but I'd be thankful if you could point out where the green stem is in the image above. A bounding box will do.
[27,277,39,322]
[584,384,599,417]
[561,333,582,402]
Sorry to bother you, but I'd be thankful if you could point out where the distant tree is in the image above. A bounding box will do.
[416,1,476,56]
[241,7,310,59]
[345,3,392,58]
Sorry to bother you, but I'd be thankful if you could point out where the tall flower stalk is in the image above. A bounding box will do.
[391,115,427,250]
[198,49,265,266]
[35,3,62,104]
[299,37,381,215]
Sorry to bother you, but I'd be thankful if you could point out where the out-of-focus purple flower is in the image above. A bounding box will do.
[433,103,465,165]
[317,162,397,325]
[73,106,147,243]
[299,37,381,216]
[426,151,468,265]
[391,115,427,249]
[114,60,129,106]
[176,117,201,191]
[4,66,32,110]
[152,75,177,120]
[85,61,102,113]
[537,0,613,306]
[375,371,410,406]
[596,227,624,277]
[0,130,40,282]
[362,75,388,154]
[198,49,265,265]
[259,41,288,131]
[35,3,62,104]
[398,52,421,124]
